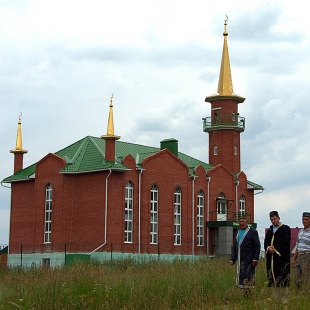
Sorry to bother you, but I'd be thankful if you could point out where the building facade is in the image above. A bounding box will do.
[2,21,263,267]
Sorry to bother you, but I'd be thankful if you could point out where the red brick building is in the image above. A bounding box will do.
[2,21,263,267]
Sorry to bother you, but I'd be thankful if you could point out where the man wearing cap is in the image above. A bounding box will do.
[292,212,310,288]
[264,211,291,294]
[230,216,261,295]
[264,211,291,302]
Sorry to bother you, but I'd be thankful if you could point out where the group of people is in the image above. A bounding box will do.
[230,211,310,299]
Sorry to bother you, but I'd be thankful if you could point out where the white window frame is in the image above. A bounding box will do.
[214,145,218,155]
[239,195,246,215]
[197,190,204,246]
[174,187,182,245]
[217,192,227,221]
[124,181,133,243]
[150,184,158,244]
[44,184,52,243]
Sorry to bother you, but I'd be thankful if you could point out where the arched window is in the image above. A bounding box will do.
[150,184,158,244]
[124,181,134,243]
[239,195,246,216]
[197,190,204,246]
[44,184,52,243]
[174,187,182,245]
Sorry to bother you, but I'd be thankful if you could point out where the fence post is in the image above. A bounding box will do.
[20,243,22,268]
[158,242,160,261]
[64,243,67,265]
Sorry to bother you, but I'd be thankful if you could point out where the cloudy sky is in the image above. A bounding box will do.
[1,0,309,245]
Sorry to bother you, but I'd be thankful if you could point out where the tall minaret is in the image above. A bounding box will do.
[10,113,28,173]
[203,17,245,173]
[101,95,120,162]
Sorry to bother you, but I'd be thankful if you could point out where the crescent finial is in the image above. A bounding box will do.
[223,15,228,36]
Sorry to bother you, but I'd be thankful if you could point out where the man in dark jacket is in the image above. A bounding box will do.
[264,211,291,301]
[230,216,261,295]
[264,211,291,286]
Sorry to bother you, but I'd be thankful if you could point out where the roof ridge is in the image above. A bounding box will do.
[69,138,89,171]
[54,136,89,154]
[88,136,105,158]
[117,139,159,150]
[68,138,87,162]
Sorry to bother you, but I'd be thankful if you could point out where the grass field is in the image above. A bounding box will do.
[0,257,308,309]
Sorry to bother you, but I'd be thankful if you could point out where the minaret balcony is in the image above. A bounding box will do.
[203,115,245,132]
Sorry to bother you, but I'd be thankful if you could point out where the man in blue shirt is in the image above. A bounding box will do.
[230,216,260,296]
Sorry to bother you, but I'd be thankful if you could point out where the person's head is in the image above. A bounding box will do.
[269,210,280,226]
[238,216,248,229]
[302,212,310,229]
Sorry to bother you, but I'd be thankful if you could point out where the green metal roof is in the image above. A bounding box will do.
[247,180,264,191]
[2,163,36,183]
[0,246,8,254]
[2,135,264,190]
[58,136,130,173]
[2,136,213,183]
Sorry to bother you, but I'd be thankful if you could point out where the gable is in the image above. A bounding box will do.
[35,153,66,179]
[122,154,135,169]
[208,164,233,179]
[142,148,188,172]
[236,171,247,182]
[194,165,207,178]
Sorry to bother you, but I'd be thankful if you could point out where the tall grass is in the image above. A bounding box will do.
[0,258,308,309]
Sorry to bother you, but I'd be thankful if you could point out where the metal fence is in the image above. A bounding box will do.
[8,240,213,267]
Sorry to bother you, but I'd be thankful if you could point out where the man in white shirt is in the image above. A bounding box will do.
[292,212,310,288]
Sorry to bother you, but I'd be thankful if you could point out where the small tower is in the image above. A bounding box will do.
[101,95,120,162]
[10,113,28,173]
[203,17,245,173]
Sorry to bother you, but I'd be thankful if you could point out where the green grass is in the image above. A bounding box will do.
[0,258,308,309]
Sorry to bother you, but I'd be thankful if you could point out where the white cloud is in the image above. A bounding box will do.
[255,184,310,233]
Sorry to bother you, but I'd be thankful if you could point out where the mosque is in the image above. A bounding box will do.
[2,20,263,267]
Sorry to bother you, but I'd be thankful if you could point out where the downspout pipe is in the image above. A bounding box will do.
[235,181,240,220]
[89,169,112,254]
[1,181,11,189]
[137,168,144,255]
[254,190,264,195]
[206,176,210,257]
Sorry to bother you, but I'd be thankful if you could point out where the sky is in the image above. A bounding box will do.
[0,0,310,245]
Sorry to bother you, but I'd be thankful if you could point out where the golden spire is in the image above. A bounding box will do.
[107,94,115,135]
[205,16,245,103]
[10,113,28,154]
[217,15,233,96]
[101,95,120,140]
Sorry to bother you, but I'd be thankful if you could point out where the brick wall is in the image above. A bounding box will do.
[9,146,255,257]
